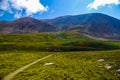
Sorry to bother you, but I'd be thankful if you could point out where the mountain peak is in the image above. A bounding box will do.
[0,17,57,33]
[14,17,37,22]
[46,13,120,40]
[0,13,120,40]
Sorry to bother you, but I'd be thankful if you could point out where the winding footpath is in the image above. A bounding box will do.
[3,54,53,80]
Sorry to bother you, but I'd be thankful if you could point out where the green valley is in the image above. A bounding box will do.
[0,31,120,80]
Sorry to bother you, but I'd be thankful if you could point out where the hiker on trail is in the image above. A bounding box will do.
[51,47,56,52]
[50,47,61,53]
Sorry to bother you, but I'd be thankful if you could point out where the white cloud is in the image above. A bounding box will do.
[0,0,48,18]
[0,0,9,11]
[14,13,22,19]
[14,11,22,19]
[88,0,120,10]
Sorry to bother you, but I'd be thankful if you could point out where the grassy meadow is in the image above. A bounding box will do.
[0,31,120,80]
[0,51,51,79]
[13,50,120,80]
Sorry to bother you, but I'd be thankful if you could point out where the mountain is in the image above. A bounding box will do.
[0,13,120,40]
[0,17,56,33]
[46,13,120,40]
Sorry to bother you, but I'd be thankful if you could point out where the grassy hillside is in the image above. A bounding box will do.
[0,31,120,51]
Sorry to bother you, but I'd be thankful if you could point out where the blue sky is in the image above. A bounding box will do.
[0,0,120,21]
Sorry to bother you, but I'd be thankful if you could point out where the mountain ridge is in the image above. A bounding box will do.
[0,17,57,33]
[46,13,120,40]
[0,13,120,40]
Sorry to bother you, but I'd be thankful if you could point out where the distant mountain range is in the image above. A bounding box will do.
[0,17,56,33]
[0,13,120,40]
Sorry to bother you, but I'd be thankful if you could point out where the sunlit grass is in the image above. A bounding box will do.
[12,50,120,80]
[0,51,51,79]
[0,31,120,80]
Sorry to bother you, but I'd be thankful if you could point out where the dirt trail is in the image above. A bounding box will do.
[3,54,53,80]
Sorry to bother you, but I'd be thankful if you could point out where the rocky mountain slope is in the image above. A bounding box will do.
[0,17,56,33]
[46,13,120,40]
[0,13,120,40]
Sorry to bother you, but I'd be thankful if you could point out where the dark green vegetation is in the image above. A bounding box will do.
[0,31,120,80]
[0,31,120,52]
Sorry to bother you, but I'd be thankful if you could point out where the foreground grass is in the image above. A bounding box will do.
[0,51,51,79]
[11,50,120,80]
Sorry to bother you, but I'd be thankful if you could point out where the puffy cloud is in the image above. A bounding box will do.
[14,11,22,19]
[0,0,48,18]
[88,0,120,10]
[0,0,10,11]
